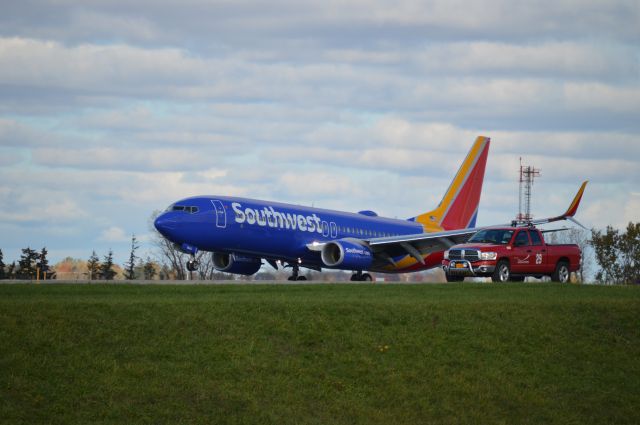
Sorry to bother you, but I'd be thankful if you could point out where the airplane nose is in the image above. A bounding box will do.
[154,214,176,238]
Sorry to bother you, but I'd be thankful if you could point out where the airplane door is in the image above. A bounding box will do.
[322,221,330,237]
[211,200,227,228]
[330,222,337,238]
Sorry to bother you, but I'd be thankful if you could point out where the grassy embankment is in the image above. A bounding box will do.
[1,283,639,424]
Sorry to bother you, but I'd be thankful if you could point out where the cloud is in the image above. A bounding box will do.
[0,118,49,147]
[580,185,640,230]
[622,193,640,226]
[31,147,214,172]
[0,195,88,225]
[2,37,638,133]
[406,42,637,81]
[0,37,209,95]
[0,0,638,265]
[0,150,23,167]
[277,171,364,200]
[99,226,130,242]
[2,0,637,48]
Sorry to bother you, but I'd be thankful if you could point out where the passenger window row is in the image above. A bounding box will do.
[338,226,399,238]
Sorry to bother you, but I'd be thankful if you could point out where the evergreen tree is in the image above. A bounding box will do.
[100,250,117,281]
[124,234,139,280]
[143,256,156,280]
[37,247,49,273]
[87,250,100,280]
[18,247,39,279]
[0,248,5,279]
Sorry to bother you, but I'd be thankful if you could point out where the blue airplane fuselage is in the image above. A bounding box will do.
[154,195,423,270]
[154,136,494,278]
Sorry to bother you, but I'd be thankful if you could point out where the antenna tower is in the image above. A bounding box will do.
[517,158,541,223]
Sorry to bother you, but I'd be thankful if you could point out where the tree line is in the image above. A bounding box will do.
[83,235,159,280]
[1,220,638,283]
[0,234,154,281]
[591,222,640,285]
[0,247,50,280]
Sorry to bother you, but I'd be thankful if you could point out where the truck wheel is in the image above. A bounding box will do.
[552,261,570,283]
[446,274,464,282]
[492,261,510,282]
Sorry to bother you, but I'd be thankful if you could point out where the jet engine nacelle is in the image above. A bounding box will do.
[212,252,262,275]
[321,239,373,270]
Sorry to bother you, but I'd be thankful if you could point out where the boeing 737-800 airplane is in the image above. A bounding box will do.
[154,137,493,280]
[154,136,587,281]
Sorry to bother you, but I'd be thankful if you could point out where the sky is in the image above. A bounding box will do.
[1,0,639,265]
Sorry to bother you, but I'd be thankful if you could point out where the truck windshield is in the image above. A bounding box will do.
[468,229,514,245]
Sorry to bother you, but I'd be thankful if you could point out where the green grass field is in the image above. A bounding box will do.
[1,283,639,424]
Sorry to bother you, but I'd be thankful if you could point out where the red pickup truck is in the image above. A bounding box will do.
[442,227,581,283]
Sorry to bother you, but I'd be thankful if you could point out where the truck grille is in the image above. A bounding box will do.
[448,249,480,262]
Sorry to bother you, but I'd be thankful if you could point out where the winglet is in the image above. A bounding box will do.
[563,181,588,218]
[529,181,588,228]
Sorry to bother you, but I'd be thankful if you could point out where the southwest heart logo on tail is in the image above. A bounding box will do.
[411,136,491,232]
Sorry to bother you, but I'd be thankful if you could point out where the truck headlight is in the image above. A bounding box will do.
[444,250,449,260]
[480,252,497,261]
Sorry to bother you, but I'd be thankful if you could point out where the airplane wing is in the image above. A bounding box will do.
[525,181,588,228]
[305,181,588,269]
[367,227,478,266]
[305,227,479,267]
[365,181,589,267]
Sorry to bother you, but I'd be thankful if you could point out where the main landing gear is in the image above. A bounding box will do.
[287,264,307,281]
[350,271,373,282]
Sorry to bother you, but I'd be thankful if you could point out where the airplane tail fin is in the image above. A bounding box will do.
[411,136,490,231]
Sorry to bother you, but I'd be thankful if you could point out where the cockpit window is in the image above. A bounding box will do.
[167,205,198,213]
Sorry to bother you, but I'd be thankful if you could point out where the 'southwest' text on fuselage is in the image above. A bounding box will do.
[232,202,323,233]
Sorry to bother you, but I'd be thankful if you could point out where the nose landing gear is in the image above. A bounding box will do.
[287,264,307,281]
[186,257,199,272]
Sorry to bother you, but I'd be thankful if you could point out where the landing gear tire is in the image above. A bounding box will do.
[445,274,464,282]
[552,261,570,283]
[288,264,301,281]
[350,272,372,282]
[186,259,199,272]
[492,260,510,283]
